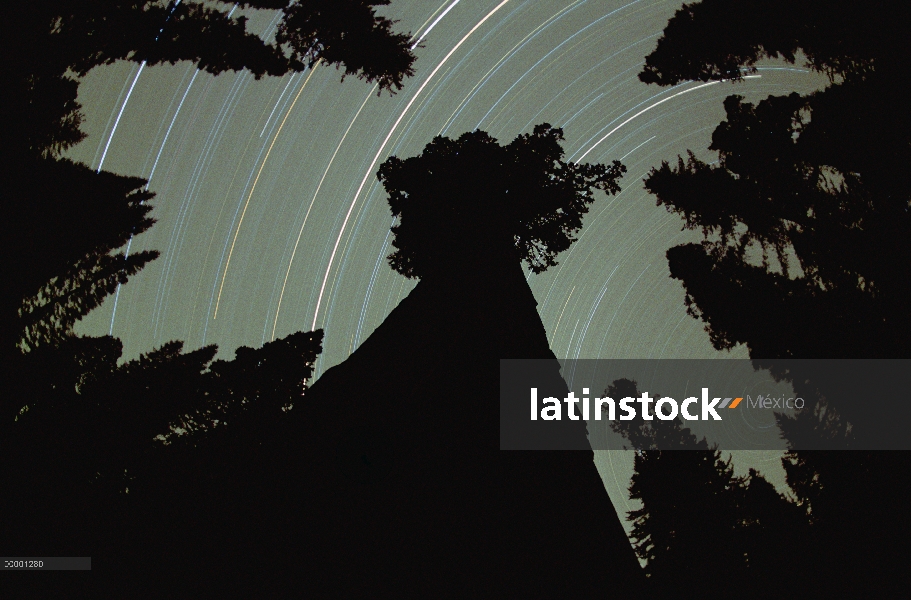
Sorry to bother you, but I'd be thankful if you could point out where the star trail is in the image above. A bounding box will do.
[65,0,829,532]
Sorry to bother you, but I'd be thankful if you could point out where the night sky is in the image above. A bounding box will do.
[66,0,828,535]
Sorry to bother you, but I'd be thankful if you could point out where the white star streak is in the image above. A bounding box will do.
[439,0,584,135]
[97,61,146,173]
[576,75,761,162]
[411,0,462,49]
[619,135,656,160]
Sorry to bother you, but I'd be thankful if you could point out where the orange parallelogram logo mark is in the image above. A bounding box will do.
[718,397,743,409]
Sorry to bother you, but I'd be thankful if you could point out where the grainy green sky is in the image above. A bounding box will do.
[66,0,828,539]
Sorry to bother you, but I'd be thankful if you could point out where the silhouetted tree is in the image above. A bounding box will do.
[3,2,400,593]
[737,467,810,595]
[3,1,418,354]
[640,2,910,594]
[645,89,909,359]
[239,126,640,597]
[378,124,625,278]
[3,327,323,595]
[3,335,215,585]
[178,329,325,451]
[10,163,158,350]
[7,0,416,162]
[640,0,909,359]
[639,0,899,87]
[608,378,808,597]
[2,0,402,521]
[8,327,323,493]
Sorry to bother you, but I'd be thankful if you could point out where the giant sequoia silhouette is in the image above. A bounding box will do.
[259,125,643,596]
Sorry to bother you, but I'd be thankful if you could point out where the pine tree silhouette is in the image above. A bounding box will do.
[4,0,419,354]
[2,2,415,595]
[608,378,809,598]
[639,2,911,594]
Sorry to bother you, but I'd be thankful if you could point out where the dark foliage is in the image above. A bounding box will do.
[639,2,910,595]
[3,3,359,593]
[260,194,643,594]
[8,1,416,95]
[197,329,325,443]
[646,85,910,359]
[641,1,910,356]
[639,0,905,86]
[3,329,323,594]
[609,378,808,597]
[378,124,625,278]
[9,159,158,350]
[3,0,418,353]
[278,0,418,95]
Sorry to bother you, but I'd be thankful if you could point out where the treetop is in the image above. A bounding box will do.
[377,124,626,279]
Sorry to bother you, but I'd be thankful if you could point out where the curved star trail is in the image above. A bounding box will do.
[66,0,829,538]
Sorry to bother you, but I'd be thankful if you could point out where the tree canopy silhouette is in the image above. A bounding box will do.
[4,324,324,596]
[3,1,419,354]
[11,161,158,351]
[639,2,910,594]
[638,0,902,86]
[608,378,809,598]
[6,1,417,186]
[377,124,625,278]
[640,1,910,360]
[3,4,351,593]
[258,125,642,597]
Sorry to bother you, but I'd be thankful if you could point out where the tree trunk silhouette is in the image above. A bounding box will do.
[275,248,644,596]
